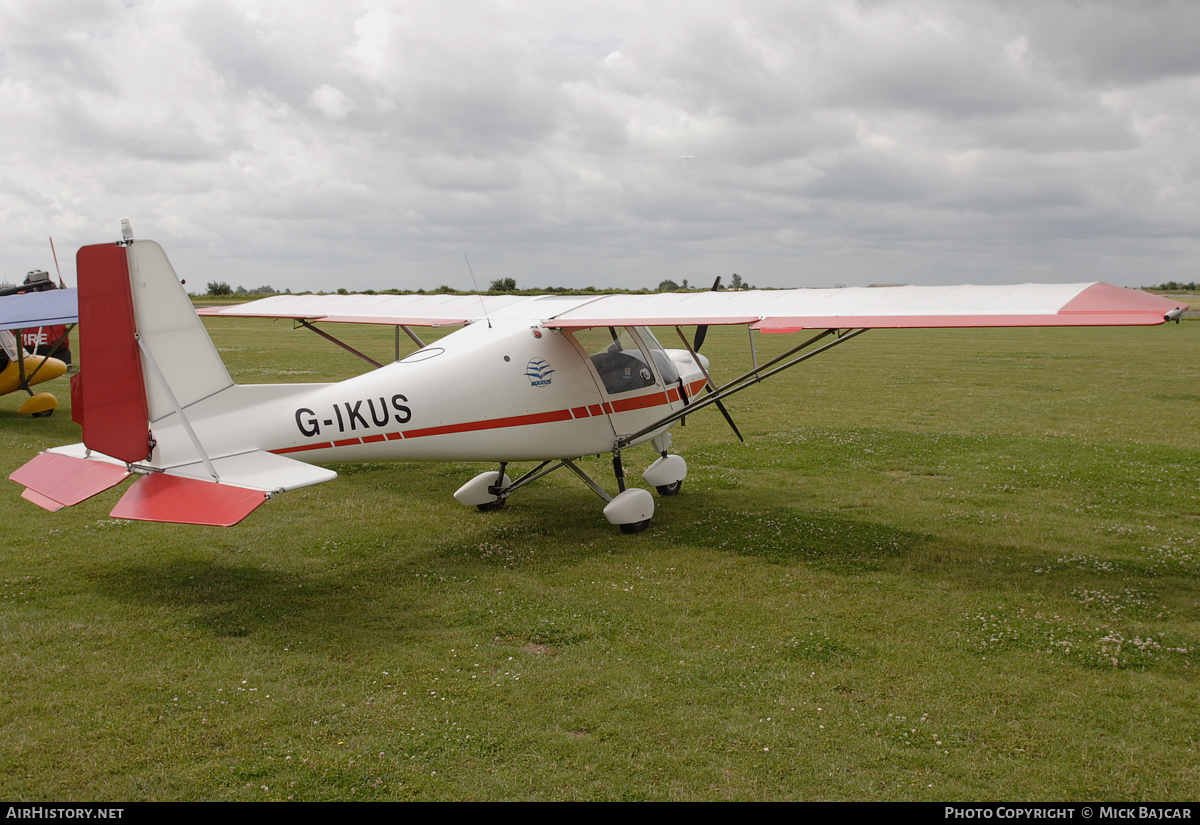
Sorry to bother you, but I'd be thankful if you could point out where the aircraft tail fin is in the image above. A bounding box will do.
[72,241,152,461]
[13,232,337,526]
[73,239,234,462]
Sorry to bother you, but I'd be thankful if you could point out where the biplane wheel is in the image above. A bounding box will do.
[655,480,682,496]
[31,409,54,418]
[476,498,506,512]
[619,518,651,534]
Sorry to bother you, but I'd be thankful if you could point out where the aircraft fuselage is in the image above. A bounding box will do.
[148,320,706,471]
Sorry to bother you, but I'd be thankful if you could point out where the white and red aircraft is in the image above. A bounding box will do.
[8,226,1189,530]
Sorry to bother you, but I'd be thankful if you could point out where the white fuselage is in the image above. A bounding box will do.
[146,320,708,471]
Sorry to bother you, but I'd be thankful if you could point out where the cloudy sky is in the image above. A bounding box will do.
[1,0,1198,293]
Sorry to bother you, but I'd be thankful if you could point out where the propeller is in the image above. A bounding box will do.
[683,275,743,442]
[691,275,721,352]
[706,385,744,442]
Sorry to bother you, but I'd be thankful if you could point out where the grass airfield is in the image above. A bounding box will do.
[1,317,1197,801]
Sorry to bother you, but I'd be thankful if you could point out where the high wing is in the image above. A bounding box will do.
[197,283,1185,331]
[198,292,550,327]
[0,287,78,331]
[198,283,1186,454]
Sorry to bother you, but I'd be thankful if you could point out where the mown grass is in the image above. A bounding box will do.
[1,318,1197,800]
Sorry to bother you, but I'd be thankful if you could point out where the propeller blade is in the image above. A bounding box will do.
[704,387,744,442]
[691,276,723,352]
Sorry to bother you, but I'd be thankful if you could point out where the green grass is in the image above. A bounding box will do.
[1,319,1197,800]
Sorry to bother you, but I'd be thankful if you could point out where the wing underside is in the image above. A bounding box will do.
[0,288,78,332]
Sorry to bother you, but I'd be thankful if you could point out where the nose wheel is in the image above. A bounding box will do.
[643,454,686,497]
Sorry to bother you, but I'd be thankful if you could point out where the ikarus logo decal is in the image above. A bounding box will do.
[525,358,554,387]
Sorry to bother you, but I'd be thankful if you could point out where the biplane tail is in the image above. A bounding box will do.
[10,236,335,525]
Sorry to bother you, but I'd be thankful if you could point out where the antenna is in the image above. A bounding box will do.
[49,237,64,287]
[464,254,491,328]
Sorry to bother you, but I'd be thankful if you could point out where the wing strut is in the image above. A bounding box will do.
[296,319,427,366]
[298,320,383,368]
[617,327,868,448]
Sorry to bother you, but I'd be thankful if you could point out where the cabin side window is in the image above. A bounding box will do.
[631,326,680,385]
[570,327,659,396]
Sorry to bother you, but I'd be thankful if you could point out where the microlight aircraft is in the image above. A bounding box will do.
[8,226,1189,531]
[0,284,77,416]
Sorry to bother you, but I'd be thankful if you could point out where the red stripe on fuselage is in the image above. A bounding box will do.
[275,441,335,454]
[271,385,699,457]
[403,408,573,439]
[609,390,670,413]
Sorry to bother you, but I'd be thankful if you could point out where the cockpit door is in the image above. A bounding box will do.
[565,326,681,439]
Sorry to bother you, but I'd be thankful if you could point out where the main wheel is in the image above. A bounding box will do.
[31,410,54,418]
[655,480,682,496]
[619,518,651,534]
[476,498,506,512]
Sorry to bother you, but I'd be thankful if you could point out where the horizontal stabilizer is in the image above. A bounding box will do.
[110,474,268,526]
[9,451,131,510]
[22,487,67,512]
[160,449,338,491]
[109,449,336,525]
[10,444,336,525]
[108,449,336,525]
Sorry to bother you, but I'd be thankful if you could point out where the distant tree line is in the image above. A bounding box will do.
[197,273,762,298]
[205,282,282,297]
[657,273,751,292]
[1147,281,1198,291]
